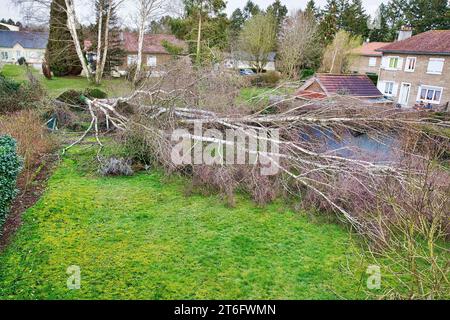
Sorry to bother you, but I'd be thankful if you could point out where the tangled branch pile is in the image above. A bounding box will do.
[61,61,450,297]
[61,63,450,242]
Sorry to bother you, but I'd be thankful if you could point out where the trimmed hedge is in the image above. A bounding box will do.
[0,135,22,233]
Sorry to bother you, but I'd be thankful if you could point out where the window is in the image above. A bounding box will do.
[147,55,157,67]
[388,57,399,69]
[427,58,444,74]
[0,51,8,60]
[16,50,22,59]
[384,81,395,95]
[418,86,443,104]
[127,55,137,65]
[28,51,38,59]
[405,57,416,72]
[368,57,377,67]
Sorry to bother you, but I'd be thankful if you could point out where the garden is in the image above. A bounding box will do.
[0,64,449,300]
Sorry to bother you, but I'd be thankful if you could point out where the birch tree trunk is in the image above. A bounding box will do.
[134,17,145,84]
[196,12,202,65]
[95,0,104,84]
[65,0,91,81]
[94,0,112,84]
[99,2,112,80]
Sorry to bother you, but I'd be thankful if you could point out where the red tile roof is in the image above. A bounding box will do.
[353,42,391,56]
[378,30,450,55]
[295,90,327,100]
[123,32,186,54]
[301,74,382,98]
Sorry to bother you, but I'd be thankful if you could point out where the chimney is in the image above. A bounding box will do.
[397,25,413,41]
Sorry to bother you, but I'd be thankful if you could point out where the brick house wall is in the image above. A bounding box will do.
[121,52,174,70]
[349,55,381,75]
[377,53,449,107]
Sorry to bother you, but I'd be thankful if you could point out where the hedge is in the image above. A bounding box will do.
[0,135,22,234]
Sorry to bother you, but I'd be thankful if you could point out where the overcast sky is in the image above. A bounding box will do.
[0,0,387,25]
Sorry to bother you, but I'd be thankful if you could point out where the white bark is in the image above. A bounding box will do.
[133,0,165,84]
[65,0,92,81]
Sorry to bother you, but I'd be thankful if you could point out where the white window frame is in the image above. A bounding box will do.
[386,56,400,70]
[127,54,137,65]
[427,58,444,75]
[0,51,8,61]
[404,57,416,72]
[147,55,157,67]
[417,85,443,104]
[368,57,377,67]
[383,81,395,96]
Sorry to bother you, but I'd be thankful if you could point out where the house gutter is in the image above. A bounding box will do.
[376,50,450,56]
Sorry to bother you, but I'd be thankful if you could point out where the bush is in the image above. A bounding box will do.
[0,73,21,92]
[0,73,45,113]
[56,90,85,107]
[250,71,281,87]
[300,68,315,80]
[17,57,27,66]
[85,88,107,100]
[0,111,56,185]
[0,135,22,233]
[99,157,134,176]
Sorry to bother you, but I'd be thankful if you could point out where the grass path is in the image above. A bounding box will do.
[0,147,369,299]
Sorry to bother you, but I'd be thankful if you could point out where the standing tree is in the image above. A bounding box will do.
[133,0,165,84]
[320,30,361,73]
[46,0,82,76]
[93,0,125,83]
[242,0,262,20]
[183,0,226,65]
[407,0,450,33]
[341,0,369,38]
[266,0,288,32]
[305,0,320,19]
[385,0,409,40]
[237,13,277,73]
[368,3,392,41]
[319,0,339,45]
[228,8,245,39]
[278,10,320,79]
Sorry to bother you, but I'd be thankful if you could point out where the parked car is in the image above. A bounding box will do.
[239,69,255,76]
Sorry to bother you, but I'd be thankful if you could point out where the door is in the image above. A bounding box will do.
[398,83,411,106]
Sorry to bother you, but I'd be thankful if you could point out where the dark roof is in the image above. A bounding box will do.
[300,74,382,98]
[122,32,185,54]
[0,30,48,49]
[377,30,450,55]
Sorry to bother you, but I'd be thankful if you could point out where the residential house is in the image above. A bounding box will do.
[296,73,389,104]
[224,52,277,72]
[350,42,392,76]
[376,29,450,108]
[0,30,48,69]
[120,32,185,71]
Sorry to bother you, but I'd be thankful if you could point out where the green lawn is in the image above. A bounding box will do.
[1,64,131,97]
[0,146,370,299]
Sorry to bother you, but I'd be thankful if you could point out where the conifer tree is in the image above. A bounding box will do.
[46,0,82,76]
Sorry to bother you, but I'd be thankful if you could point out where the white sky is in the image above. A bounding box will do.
[0,0,387,25]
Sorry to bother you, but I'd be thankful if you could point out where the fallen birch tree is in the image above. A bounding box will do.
[59,63,449,244]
